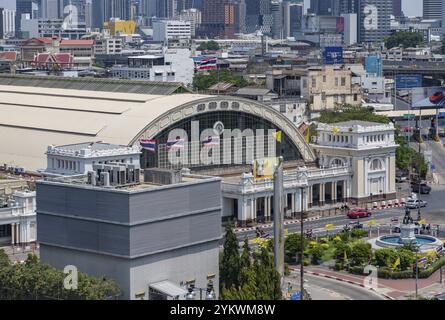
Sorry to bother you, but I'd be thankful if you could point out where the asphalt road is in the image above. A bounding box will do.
[236,209,404,241]
[287,274,386,300]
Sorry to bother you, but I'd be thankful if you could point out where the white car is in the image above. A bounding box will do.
[406,199,427,209]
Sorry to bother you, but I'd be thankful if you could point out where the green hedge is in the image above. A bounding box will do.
[345,256,445,279]
[419,256,445,279]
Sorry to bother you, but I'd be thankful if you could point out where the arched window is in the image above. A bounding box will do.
[331,158,344,167]
[370,159,383,171]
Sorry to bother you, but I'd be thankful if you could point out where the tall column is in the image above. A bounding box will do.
[320,183,325,207]
[332,181,337,203]
[11,223,15,245]
[16,223,20,245]
[238,197,247,226]
[291,193,295,213]
[308,185,313,208]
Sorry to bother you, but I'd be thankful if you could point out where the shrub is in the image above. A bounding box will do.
[350,242,372,267]
[334,242,352,262]
[351,229,368,238]
[284,233,306,263]
[419,256,445,278]
[334,262,343,271]
[320,243,330,250]
[310,246,324,265]
[374,248,399,268]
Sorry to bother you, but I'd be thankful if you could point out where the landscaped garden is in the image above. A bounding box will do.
[278,228,445,280]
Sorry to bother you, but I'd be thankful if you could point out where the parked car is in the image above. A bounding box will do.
[405,199,427,209]
[392,222,421,234]
[411,183,431,194]
[347,208,372,219]
[429,91,444,104]
[396,175,408,183]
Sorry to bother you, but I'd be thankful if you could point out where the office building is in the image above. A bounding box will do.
[200,0,234,38]
[342,13,357,45]
[358,0,392,43]
[309,0,340,16]
[153,20,191,42]
[37,142,221,300]
[423,0,442,20]
[392,0,401,18]
[16,0,38,38]
[179,8,201,37]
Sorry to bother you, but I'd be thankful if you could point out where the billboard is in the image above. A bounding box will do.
[253,157,279,180]
[365,56,382,77]
[324,47,343,65]
[395,74,422,89]
[412,87,445,109]
[336,17,345,33]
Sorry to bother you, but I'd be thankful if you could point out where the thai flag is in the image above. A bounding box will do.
[167,138,185,151]
[202,135,220,147]
[140,139,156,153]
[417,257,427,264]
[197,58,217,70]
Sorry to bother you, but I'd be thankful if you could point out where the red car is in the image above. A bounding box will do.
[347,208,371,219]
[429,92,444,104]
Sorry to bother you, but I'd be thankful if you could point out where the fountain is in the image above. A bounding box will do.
[369,208,443,253]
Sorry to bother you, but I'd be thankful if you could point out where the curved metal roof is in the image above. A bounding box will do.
[0,84,315,171]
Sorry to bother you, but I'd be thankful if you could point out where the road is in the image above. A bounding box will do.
[285,274,386,300]
[236,208,404,241]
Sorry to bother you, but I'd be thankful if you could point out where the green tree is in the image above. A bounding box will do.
[0,249,9,267]
[350,242,372,267]
[193,69,249,91]
[220,223,240,290]
[239,237,252,286]
[385,31,424,49]
[374,248,399,268]
[313,105,390,124]
[334,242,352,262]
[396,248,416,270]
[309,246,323,265]
[197,40,220,51]
[254,247,282,300]
[0,254,120,300]
[284,233,306,263]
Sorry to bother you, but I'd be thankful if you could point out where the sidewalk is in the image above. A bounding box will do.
[290,265,445,300]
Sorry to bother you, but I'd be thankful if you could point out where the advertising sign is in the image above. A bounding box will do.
[253,157,278,180]
[395,74,422,89]
[324,46,343,65]
[412,87,445,109]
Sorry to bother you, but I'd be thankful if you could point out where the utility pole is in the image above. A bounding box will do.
[273,156,285,283]
[300,186,305,300]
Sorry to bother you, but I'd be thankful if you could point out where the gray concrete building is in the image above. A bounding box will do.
[358,0,392,43]
[37,144,222,300]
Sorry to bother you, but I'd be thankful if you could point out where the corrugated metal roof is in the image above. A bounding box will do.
[149,281,187,298]
[0,74,191,95]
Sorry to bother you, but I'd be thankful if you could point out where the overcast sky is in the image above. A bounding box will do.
[0,0,424,19]
[303,0,422,17]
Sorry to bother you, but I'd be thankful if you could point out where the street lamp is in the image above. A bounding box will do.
[299,186,305,300]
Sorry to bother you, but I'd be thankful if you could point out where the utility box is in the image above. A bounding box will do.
[144,168,182,185]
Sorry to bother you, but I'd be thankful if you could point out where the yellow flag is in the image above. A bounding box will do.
[332,127,340,136]
[272,131,282,143]
[419,219,426,225]
[393,257,400,270]
[344,250,348,261]
[305,129,310,143]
